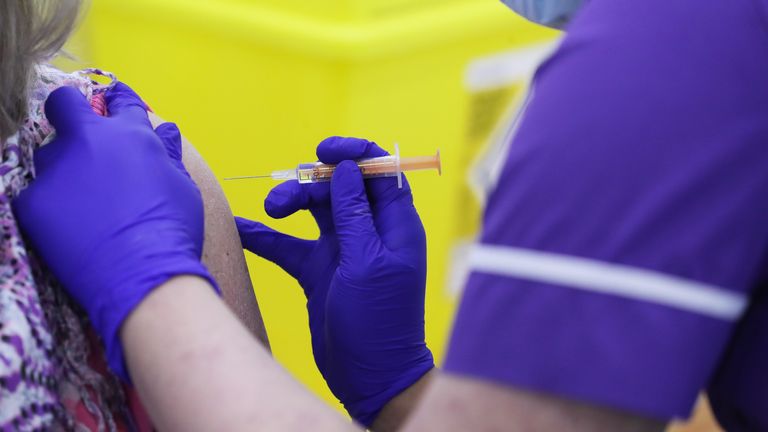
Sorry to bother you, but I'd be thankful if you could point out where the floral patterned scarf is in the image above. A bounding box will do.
[0,65,151,431]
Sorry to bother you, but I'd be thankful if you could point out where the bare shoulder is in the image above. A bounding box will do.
[149,113,269,348]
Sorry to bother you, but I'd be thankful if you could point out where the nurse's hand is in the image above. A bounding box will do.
[236,137,434,427]
[13,84,216,381]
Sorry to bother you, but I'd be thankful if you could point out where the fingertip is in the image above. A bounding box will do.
[105,82,150,126]
[317,136,386,164]
[231,219,312,279]
[45,86,89,111]
[105,82,145,104]
[154,121,180,137]
[235,216,261,241]
[154,122,182,161]
[264,181,303,218]
[234,216,254,232]
[234,217,272,253]
[44,87,93,134]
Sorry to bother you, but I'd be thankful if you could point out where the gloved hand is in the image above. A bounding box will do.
[236,137,434,427]
[13,83,216,381]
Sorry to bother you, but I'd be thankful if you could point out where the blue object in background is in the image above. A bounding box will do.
[501,0,586,28]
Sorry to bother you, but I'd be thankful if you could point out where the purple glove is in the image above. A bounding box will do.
[236,137,434,426]
[13,83,216,381]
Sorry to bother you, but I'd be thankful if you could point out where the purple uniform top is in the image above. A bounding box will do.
[444,0,768,430]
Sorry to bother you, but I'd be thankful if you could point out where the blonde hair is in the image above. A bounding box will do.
[0,0,82,140]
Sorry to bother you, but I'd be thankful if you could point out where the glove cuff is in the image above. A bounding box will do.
[346,352,435,427]
[96,260,219,382]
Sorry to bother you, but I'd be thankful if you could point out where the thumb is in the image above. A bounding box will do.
[235,217,313,280]
[44,86,96,136]
[105,82,151,128]
[154,122,190,178]
[330,161,382,265]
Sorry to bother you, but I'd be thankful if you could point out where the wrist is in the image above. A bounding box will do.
[345,351,434,427]
[371,368,435,432]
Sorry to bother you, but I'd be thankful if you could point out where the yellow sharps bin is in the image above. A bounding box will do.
[66,0,558,411]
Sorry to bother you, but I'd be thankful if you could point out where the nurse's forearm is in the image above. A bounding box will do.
[371,369,435,431]
[121,276,357,432]
[402,372,665,432]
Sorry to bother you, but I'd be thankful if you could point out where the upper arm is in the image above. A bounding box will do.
[434,0,768,428]
[149,113,269,348]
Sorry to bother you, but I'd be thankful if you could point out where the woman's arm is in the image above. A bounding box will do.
[122,276,353,431]
[149,113,269,347]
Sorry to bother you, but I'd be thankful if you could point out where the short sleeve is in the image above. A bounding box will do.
[444,0,768,421]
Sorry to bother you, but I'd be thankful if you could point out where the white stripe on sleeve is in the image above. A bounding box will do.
[469,244,748,321]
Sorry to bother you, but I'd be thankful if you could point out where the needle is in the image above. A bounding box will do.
[223,175,272,180]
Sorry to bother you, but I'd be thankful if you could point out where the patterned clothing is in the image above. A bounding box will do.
[0,65,151,431]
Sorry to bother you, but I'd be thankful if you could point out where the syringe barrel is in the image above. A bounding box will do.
[400,154,441,174]
[296,163,334,183]
[296,155,400,184]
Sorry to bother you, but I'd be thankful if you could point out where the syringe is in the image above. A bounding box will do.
[224,145,441,189]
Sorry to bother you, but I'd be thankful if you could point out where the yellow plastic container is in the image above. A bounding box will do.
[67,0,557,411]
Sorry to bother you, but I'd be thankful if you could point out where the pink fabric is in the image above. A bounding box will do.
[90,93,108,117]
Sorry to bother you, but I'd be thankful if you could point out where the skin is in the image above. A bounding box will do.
[668,397,722,432]
[122,276,352,432]
[372,370,435,432]
[149,113,269,347]
[403,373,665,432]
[121,275,665,431]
